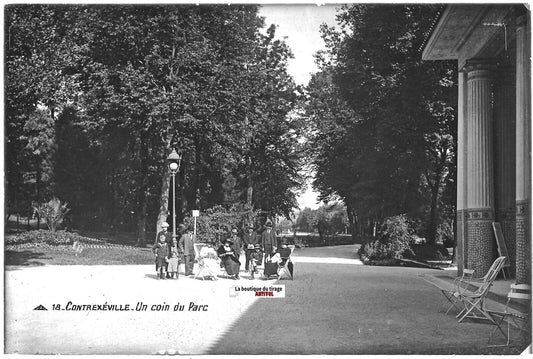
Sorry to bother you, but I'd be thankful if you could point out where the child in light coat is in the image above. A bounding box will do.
[167,238,181,279]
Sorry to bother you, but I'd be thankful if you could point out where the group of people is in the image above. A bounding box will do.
[151,220,292,280]
[151,222,196,279]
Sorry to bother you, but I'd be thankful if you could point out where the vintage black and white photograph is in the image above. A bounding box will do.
[4,2,532,355]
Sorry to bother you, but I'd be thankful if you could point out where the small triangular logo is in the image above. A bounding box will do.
[33,305,48,311]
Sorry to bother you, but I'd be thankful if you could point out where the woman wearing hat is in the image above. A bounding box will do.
[229,227,243,264]
[217,238,241,279]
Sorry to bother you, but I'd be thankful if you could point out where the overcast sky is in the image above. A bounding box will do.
[259,4,341,86]
[258,4,342,209]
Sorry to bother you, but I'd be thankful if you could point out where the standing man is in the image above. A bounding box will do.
[179,224,196,276]
[243,223,259,271]
[261,220,277,265]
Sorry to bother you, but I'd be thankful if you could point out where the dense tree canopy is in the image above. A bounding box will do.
[5,5,305,243]
[304,4,457,244]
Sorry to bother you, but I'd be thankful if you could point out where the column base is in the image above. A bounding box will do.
[516,200,530,284]
[456,210,465,274]
[465,209,496,278]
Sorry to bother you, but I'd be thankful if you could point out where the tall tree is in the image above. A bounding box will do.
[305,4,457,245]
[5,4,305,240]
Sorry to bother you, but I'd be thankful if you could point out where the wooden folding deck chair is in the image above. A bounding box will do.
[441,256,506,316]
[453,256,507,323]
[492,222,512,279]
[487,284,531,346]
[441,268,475,314]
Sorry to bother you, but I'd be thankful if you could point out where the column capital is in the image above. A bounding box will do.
[464,59,498,75]
[517,14,528,28]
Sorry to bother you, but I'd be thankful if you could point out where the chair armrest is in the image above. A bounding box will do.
[453,269,481,292]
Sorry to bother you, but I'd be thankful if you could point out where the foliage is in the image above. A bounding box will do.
[295,203,348,237]
[437,220,454,247]
[410,243,450,261]
[359,214,415,262]
[290,233,353,248]
[6,230,102,246]
[33,197,70,232]
[378,214,415,245]
[182,204,261,244]
[304,4,457,245]
[359,241,402,263]
[6,246,154,266]
[5,5,304,240]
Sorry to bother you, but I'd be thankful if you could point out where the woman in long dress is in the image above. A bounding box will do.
[217,239,241,279]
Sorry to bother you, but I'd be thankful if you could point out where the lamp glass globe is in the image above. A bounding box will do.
[169,162,178,171]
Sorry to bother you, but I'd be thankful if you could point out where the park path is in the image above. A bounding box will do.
[209,245,508,354]
[4,244,520,354]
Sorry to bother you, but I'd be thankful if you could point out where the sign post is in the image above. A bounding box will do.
[192,210,200,238]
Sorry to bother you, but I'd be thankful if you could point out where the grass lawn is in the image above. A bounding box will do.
[5,246,154,268]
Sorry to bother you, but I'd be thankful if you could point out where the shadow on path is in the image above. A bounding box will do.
[5,250,50,269]
[292,244,360,260]
[206,245,524,355]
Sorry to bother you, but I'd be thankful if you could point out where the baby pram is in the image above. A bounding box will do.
[248,244,263,279]
[264,246,294,280]
[194,244,219,280]
[277,246,294,280]
[264,252,280,279]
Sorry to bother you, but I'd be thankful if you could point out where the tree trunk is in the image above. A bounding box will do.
[156,140,172,243]
[36,156,41,229]
[245,116,253,208]
[110,174,119,233]
[346,202,358,242]
[426,174,441,247]
[137,213,147,246]
[193,134,201,208]
[136,138,149,247]
[177,163,186,224]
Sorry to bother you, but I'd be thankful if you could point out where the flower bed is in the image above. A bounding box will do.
[5,230,105,249]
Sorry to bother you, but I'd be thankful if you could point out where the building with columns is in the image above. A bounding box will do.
[423,5,530,283]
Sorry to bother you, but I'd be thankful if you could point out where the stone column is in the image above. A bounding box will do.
[493,65,516,276]
[465,60,496,278]
[515,15,531,285]
[456,70,468,275]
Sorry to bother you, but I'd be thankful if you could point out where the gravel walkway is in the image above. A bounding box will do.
[5,245,528,354]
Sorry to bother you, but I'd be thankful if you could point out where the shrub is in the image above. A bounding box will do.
[438,222,455,248]
[6,230,103,247]
[359,214,415,263]
[182,204,261,244]
[33,197,70,232]
[411,243,451,261]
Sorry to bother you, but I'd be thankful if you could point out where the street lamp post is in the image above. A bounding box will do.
[167,149,182,242]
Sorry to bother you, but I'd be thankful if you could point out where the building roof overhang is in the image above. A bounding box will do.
[422,5,516,68]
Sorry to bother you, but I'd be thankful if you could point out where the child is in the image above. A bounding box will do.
[152,234,169,279]
[167,238,180,279]
[249,244,263,279]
